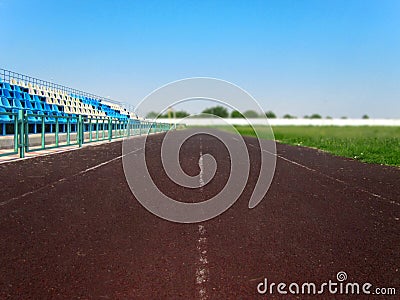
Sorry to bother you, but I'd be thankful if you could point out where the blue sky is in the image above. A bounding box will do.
[1,0,399,118]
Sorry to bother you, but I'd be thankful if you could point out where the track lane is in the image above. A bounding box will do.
[0,129,398,299]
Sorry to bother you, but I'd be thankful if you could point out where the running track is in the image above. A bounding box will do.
[0,129,399,299]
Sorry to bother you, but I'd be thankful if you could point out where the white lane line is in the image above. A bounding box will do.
[0,147,143,207]
[248,143,399,206]
[196,225,208,299]
[196,140,209,300]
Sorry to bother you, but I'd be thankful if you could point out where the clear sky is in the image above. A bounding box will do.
[1,0,399,118]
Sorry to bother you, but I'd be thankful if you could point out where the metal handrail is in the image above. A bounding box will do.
[0,108,175,158]
[0,68,127,107]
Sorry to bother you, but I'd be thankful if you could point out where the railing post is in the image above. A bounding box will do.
[24,114,29,152]
[96,119,99,141]
[55,117,59,147]
[102,119,105,139]
[67,117,71,145]
[108,118,112,141]
[13,113,18,153]
[41,116,45,149]
[18,110,25,158]
[78,115,83,147]
[89,118,92,142]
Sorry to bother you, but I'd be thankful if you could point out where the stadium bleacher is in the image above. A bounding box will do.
[0,68,174,159]
[0,77,133,126]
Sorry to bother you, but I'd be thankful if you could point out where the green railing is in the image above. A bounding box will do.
[0,110,176,158]
[26,112,80,152]
[0,110,18,157]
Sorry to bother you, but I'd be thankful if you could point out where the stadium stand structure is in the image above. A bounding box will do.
[0,68,174,158]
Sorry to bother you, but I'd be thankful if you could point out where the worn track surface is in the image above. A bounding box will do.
[0,130,399,299]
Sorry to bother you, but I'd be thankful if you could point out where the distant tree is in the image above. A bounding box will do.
[231,110,244,118]
[265,111,276,118]
[243,110,260,118]
[310,114,322,119]
[341,116,348,119]
[304,115,309,119]
[202,106,229,118]
[283,114,296,119]
[146,111,158,118]
[362,114,369,119]
[326,116,332,119]
[175,110,190,118]
[147,110,189,118]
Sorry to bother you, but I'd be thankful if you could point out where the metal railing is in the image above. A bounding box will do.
[0,109,176,158]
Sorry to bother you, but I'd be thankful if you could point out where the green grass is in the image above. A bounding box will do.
[221,126,400,166]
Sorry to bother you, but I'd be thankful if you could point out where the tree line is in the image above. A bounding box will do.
[146,106,369,119]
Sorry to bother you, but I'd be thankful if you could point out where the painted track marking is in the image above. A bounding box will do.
[196,138,209,299]
[246,143,399,206]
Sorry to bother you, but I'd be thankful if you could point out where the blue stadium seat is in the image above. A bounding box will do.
[0,106,13,122]
[0,89,11,98]
[32,100,44,112]
[24,98,34,110]
[11,85,23,93]
[23,92,33,102]
[45,103,56,112]
[51,104,62,113]
[32,95,42,102]
[68,114,78,124]
[42,102,52,112]
[11,90,24,102]
[36,102,56,123]
[50,104,65,116]
[8,98,38,123]
[11,98,24,110]
[0,97,12,110]
[0,82,12,91]
[43,103,57,122]
[50,104,67,123]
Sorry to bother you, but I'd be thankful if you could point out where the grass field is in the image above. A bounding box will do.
[221,126,400,167]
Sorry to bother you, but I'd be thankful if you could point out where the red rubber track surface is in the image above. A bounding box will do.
[0,130,398,299]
